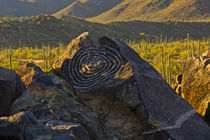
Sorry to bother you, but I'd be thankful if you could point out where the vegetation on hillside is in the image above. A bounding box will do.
[89,0,210,23]
[0,15,210,47]
[0,36,209,86]
[53,0,123,18]
[1,0,210,23]
[129,36,209,85]
[0,15,139,47]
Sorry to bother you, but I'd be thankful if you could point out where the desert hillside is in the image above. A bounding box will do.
[1,0,210,22]
[53,0,123,18]
[0,15,210,47]
[89,0,210,23]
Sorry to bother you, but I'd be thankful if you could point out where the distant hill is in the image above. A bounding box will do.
[89,0,210,23]
[0,15,210,47]
[1,0,210,22]
[53,0,123,18]
[0,15,132,47]
[0,0,75,17]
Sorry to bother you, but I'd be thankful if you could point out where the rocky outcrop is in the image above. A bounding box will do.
[0,67,25,117]
[0,111,90,140]
[53,32,210,139]
[2,33,210,140]
[16,63,43,87]
[115,36,210,140]
[181,53,210,116]
[10,72,105,139]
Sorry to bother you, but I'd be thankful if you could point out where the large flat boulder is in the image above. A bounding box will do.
[0,67,25,117]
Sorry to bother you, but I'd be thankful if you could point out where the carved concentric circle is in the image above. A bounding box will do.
[68,46,123,91]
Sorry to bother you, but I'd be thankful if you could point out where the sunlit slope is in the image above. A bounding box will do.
[89,0,210,23]
[0,15,210,47]
[53,0,123,18]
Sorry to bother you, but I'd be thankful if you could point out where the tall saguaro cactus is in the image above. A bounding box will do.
[187,34,191,58]
[166,55,171,85]
[161,47,165,79]
[9,50,13,70]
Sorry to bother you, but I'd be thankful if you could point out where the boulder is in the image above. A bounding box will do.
[54,32,210,139]
[181,54,210,116]
[0,67,25,117]
[10,72,105,139]
[9,32,210,140]
[16,63,43,87]
[115,38,210,140]
[0,111,90,140]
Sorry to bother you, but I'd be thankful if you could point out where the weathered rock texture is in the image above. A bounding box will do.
[0,111,90,140]
[55,32,210,139]
[16,63,43,87]
[2,33,210,140]
[181,54,210,116]
[0,67,25,117]
[10,71,104,139]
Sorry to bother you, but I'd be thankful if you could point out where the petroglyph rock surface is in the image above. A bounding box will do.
[3,33,210,140]
[56,32,210,139]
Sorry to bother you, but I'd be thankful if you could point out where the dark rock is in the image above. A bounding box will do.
[16,63,43,87]
[10,72,104,139]
[53,33,150,139]
[0,111,38,139]
[7,33,210,140]
[25,120,90,140]
[0,111,90,140]
[115,38,210,140]
[0,67,25,117]
[53,32,210,139]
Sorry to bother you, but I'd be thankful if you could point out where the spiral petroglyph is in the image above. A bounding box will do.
[64,46,124,91]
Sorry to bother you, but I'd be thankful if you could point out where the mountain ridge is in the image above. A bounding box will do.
[0,0,75,17]
[0,15,210,47]
[88,0,210,23]
[53,0,123,18]
[1,0,210,22]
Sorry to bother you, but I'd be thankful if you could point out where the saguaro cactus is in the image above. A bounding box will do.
[166,55,171,85]
[9,50,13,70]
[161,47,165,79]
